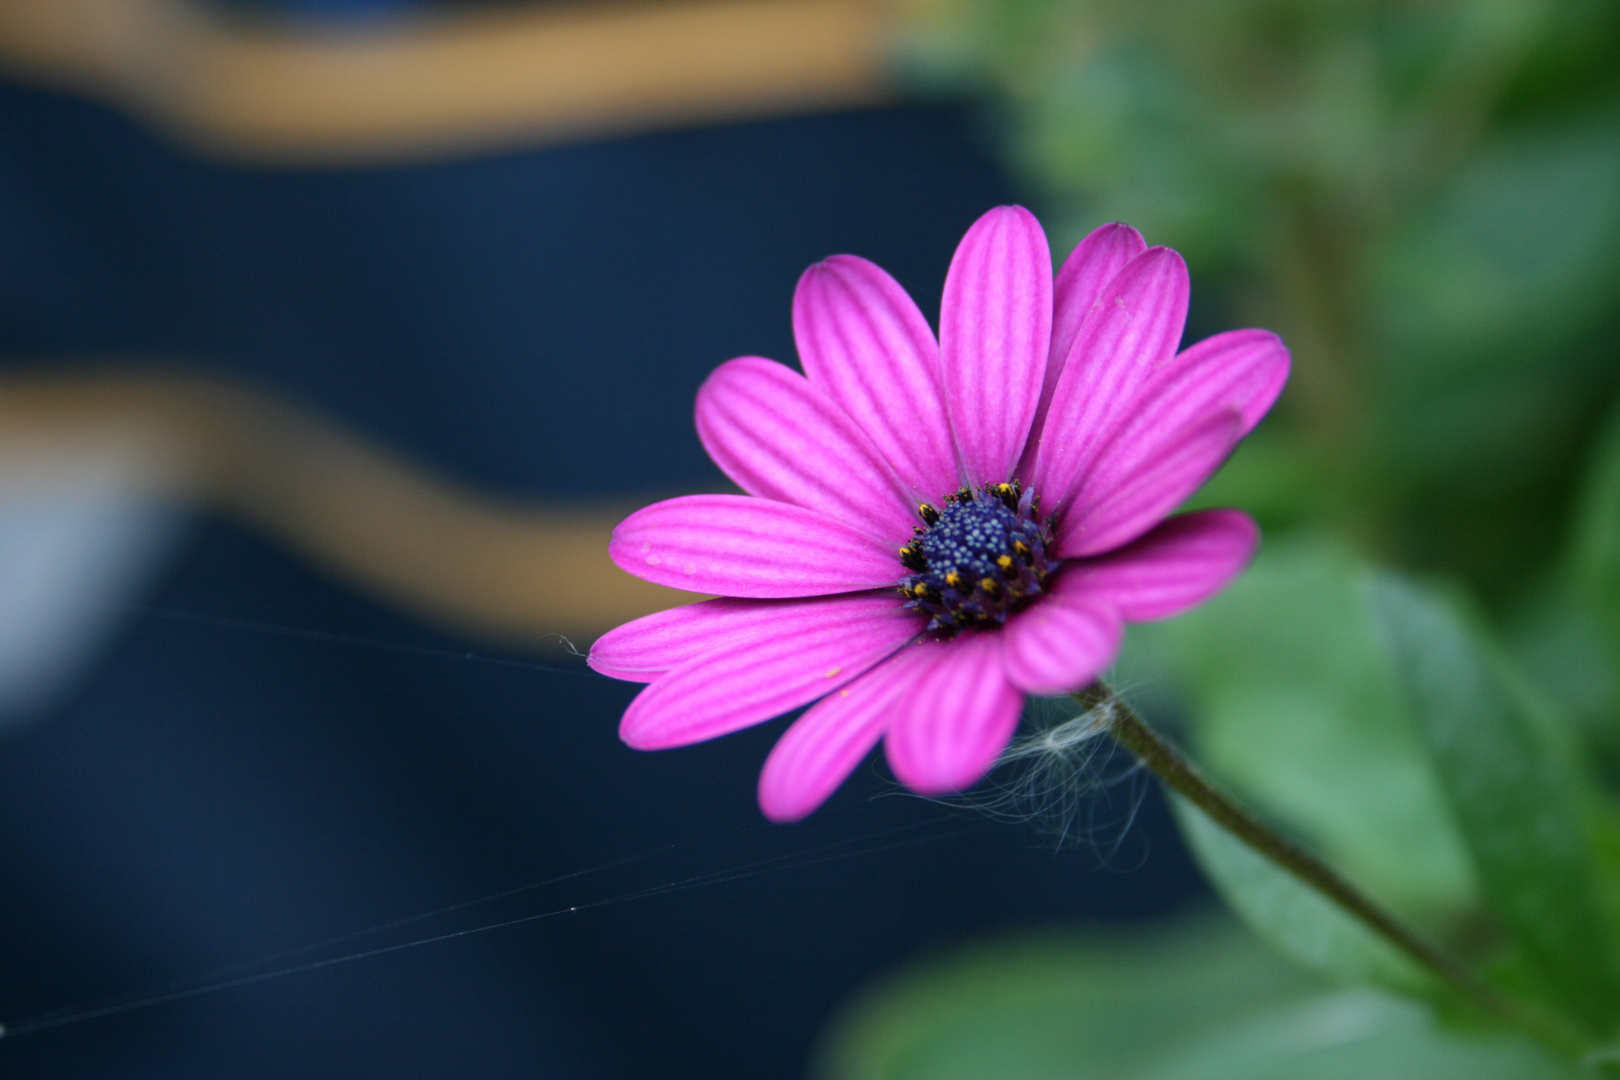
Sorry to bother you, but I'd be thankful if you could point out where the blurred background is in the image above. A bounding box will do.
[0,0,1616,1077]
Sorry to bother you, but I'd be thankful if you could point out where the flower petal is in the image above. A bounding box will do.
[589,596,834,682]
[793,256,959,503]
[884,633,1023,796]
[1113,328,1289,450]
[695,356,916,539]
[1057,410,1243,559]
[757,648,919,822]
[620,592,918,750]
[1066,508,1258,621]
[610,494,901,597]
[939,206,1052,487]
[1029,247,1190,517]
[1052,329,1286,554]
[1023,223,1148,466]
[1001,586,1123,696]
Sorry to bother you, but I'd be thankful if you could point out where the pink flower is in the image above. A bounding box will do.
[589,207,1288,822]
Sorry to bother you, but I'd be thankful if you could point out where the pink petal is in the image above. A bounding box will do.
[1111,328,1289,451]
[883,633,1024,796]
[619,592,919,750]
[1022,224,1147,469]
[695,356,916,540]
[1057,410,1243,559]
[793,256,960,503]
[589,596,835,682]
[1052,329,1286,553]
[1067,509,1259,621]
[610,494,902,597]
[757,647,922,822]
[1028,248,1190,517]
[938,206,1052,487]
[1001,586,1123,695]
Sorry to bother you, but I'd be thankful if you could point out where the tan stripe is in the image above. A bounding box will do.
[0,0,891,165]
[0,366,705,646]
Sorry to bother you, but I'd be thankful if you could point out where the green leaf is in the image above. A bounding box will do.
[1142,989,1578,1080]
[1571,396,1620,652]
[1586,1042,1620,1079]
[1128,535,1477,920]
[1169,794,1436,996]
[813,914,1573,1080]
[812,916,1316,1080]
[1508,584,1620,753]
[1368,573,1620,1037]
[1376,104,1620,394]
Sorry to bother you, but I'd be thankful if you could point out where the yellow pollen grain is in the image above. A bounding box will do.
[825,666,842,678]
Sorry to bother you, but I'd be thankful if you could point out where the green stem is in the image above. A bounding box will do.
[1074,683,1588,1057]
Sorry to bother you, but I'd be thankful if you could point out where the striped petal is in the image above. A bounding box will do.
[1001,580,1123,696]
[589,596,849,682]
[696,356,916,540]
[1057,410,1243,559]
[884,633,1024,796]
[793,256,959,503]
[1064,509,1258,622]
[610,494,901,597]
[619,592,919,750]
[1053,328,1286,554]
[1104,328,1289,455]
[757,647,920,822]
[939,206,1052,487]
[1029,248,1190,518]
[1022,223,1147,472]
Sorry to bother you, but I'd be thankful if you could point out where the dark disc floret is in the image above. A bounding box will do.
[896,480,1057,637]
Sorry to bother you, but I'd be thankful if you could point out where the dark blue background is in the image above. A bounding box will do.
[0,77,1205,1078]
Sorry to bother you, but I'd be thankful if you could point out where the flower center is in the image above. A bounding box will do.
[897,480,1056,637]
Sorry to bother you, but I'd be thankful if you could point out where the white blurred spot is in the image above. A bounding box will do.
[0,431,191,733]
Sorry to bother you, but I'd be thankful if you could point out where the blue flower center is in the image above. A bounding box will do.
[897,481,1056,637]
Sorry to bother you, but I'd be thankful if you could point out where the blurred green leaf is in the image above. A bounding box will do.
[813,916,1311,1080]
[814,913,1572,1080]
[1368,573,1620,1037]
[1372,103,1620,522]
[1587,1043,1620,1079]
[1143,988,1577,1080]
[1510,394,1620,762]
[1130,535,1477,920]
[1375,102,1620,396]
[1509,585,1620,752]
[1571,396,1620,653]
[1170,795,1435,995]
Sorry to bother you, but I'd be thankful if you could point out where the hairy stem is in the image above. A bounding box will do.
[1075,683,1588,1056]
